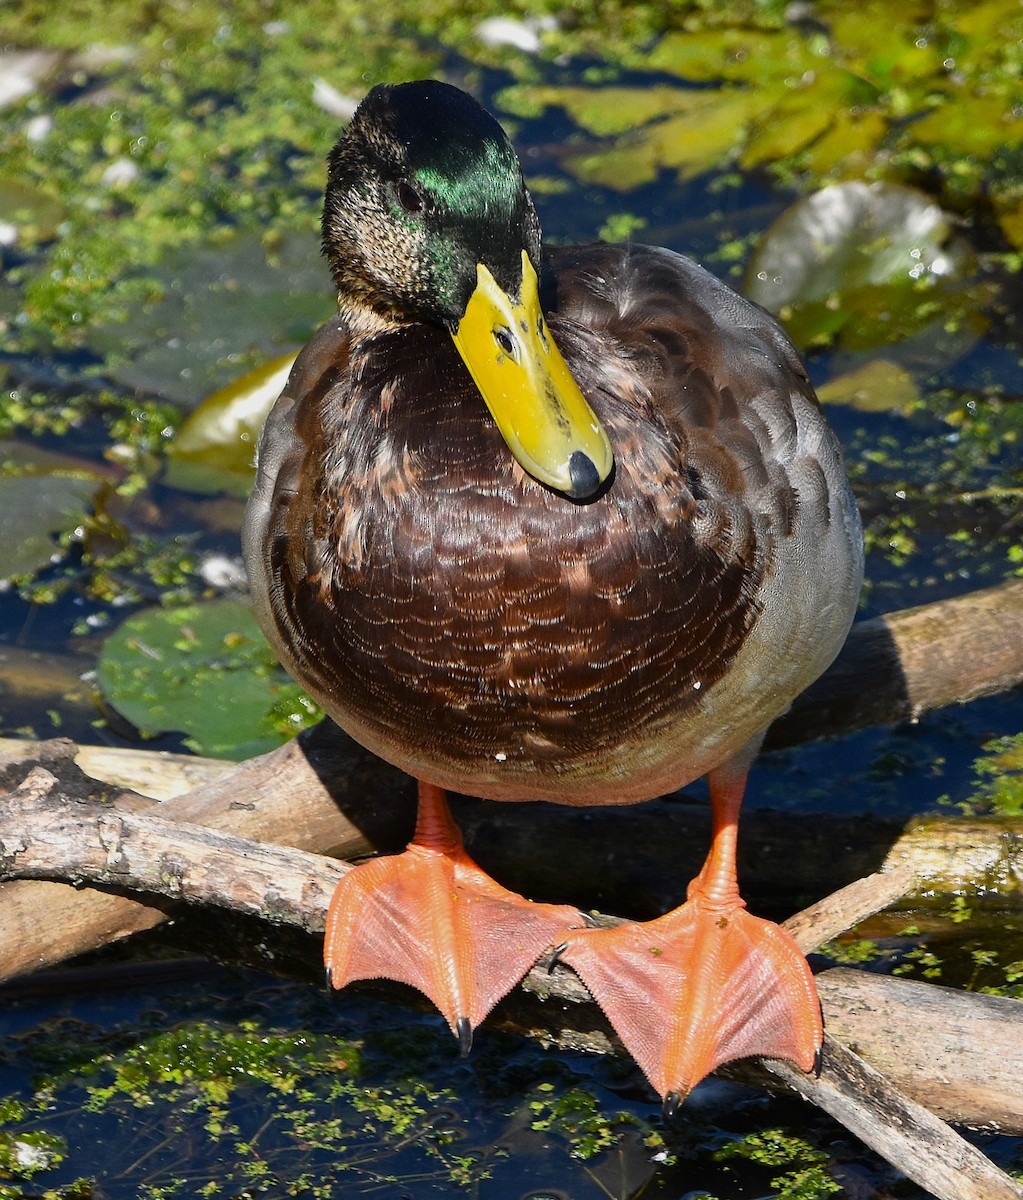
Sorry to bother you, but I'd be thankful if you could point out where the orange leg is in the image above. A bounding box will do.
[555,759,822,1109]
[324,780,581,1052]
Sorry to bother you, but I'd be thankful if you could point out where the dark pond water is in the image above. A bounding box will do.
[1,6,1022,1198]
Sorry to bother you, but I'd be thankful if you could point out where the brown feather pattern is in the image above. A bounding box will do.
[246,243,861,805]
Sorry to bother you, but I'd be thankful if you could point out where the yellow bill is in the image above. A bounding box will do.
[451,251,613,500]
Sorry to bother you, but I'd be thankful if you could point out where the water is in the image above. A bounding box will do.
[1,6,1022,1196]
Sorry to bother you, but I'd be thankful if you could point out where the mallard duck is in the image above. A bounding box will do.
[243,79,863,1108]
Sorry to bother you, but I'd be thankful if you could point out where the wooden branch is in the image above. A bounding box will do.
[769,576,1023,748]
[763,1038,1023,1200]
[815,969,1023,1134]
[0,726,414,979]
[1,765,347,926]
[3,764,1023,1200]
[3,717,1023,983]
[1,767,1020,1128]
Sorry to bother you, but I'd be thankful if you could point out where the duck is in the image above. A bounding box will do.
[242,79,863,1109]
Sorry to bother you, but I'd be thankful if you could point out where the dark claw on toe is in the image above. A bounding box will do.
[324,967,334,993]
[456,1016,473,1057]
[662,1091,684,1121]
[547,943,568,973]
[812,999,825,1076]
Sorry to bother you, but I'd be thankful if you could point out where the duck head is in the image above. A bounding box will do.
[321,79,613,501]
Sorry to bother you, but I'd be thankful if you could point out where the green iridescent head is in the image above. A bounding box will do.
[322,79,542,328]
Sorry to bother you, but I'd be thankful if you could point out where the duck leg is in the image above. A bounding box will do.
[324,780,581,1051]
[555,756,822,1107]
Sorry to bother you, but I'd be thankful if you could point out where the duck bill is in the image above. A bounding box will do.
[451,251,613,499]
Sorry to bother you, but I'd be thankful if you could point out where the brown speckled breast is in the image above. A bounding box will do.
[244,244,862,804]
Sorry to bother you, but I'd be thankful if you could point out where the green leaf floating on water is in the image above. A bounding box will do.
[742,181,988,354]
[0,470,104,583]
[97,598,320,760]
[165,351,297,497]
[85,230,328,406]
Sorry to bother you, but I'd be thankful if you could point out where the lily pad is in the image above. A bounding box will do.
[96,598,319,759]
[742,181,985,354]
[86,230,330,407]
[165,352,297,496]
[0,470,104,582]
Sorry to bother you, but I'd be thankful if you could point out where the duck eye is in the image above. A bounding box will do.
[397,180,424,213]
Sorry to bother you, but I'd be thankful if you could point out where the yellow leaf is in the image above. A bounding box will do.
[569,141,662,191]
[801,109,888,175]
[526,84,701,137]
[951,0,1023,60]
[657,91,766,178]
[994,196,1023,251]
[742,72,868,167]
[815,358,920,413]
[910,94,1023,157]
[742,97,834,167]
[648,28,815,86]
[566,89,763,189]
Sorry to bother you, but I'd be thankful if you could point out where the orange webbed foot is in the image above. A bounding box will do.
[325,781,580,1050]
[555,895,821,1103]
[555,755,822,1106]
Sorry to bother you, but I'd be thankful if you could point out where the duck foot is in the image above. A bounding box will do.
[324,780,580,1046]
[555,755,822,1104]
[555,895,822,1102]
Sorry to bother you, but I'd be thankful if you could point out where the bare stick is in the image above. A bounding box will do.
[765,1039,1023,1200]
[0,727,414,979]
[0,766,347,926]
[4,767,1022,1200]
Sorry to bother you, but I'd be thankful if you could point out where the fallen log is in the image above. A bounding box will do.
[761,1038,1023,1200]
[3,763,1022,1200]
[3,725,1023,985]
[815,968,1023,1133]
[768,575,1023,748]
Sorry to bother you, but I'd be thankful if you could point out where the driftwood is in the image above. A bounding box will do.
[814,969,1023,1133]
[2,762,1022,1200]
[767,575,1023,748]
[3,718,1023,984]
[761,1040,1023,1200]
[4,760,1022,1131]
